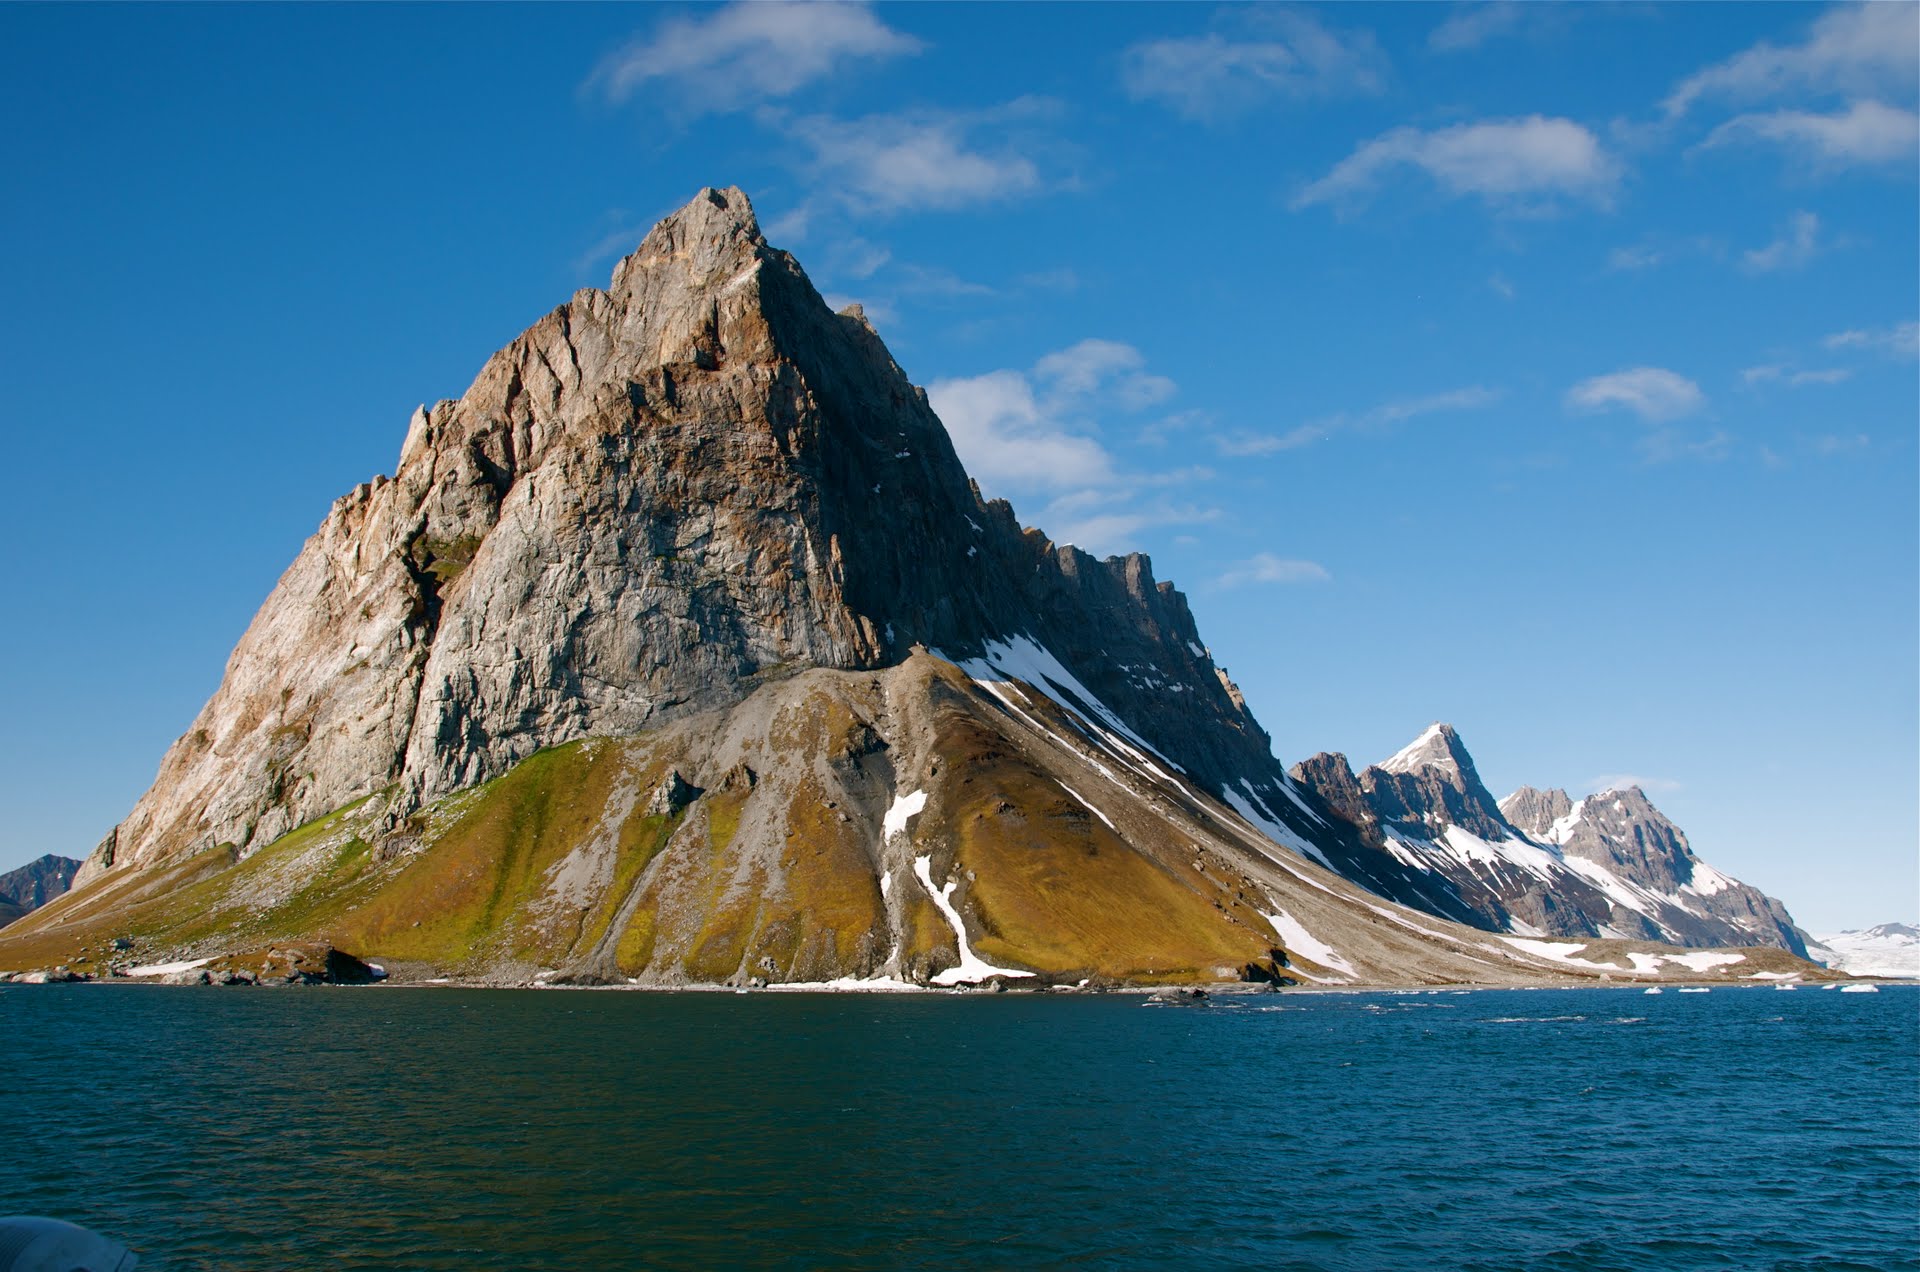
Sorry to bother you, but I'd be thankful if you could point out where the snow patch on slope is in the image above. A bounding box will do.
[914,855,1034,985]
[884,789,927,841]
[1263,905,1355,978]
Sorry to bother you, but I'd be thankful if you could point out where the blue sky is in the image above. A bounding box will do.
[1,3,1913,930]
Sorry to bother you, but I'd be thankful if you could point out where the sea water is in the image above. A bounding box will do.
[2,984,1914,1270]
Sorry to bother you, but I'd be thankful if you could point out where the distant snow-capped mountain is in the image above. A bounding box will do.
[1808,923,1919,979]
[1289,724,1809,953]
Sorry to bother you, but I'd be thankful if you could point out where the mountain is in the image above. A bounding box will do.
[1290,724,1809,954]
[1809,923,1920,979]
[0,855,80,928]
[0,188,1822,990]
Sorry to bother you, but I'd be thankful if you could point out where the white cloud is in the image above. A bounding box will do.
[778,104,1048,212]
[1742,211,1825,273]
[1122,11,1387,120]
[1293,115,1620,211]
[1664,3,1919,117]
[1566,367,1705,421]
[1428,3,1528,53]
[1488,272,1516,300]
[1034,339,1175,405]
[1608,244,1665,271]
[927,341,1210,555]
[926,369,1114,491]
[1704,99,1920,168]
[1638,429,1733,464]
[1043,497,1219,557]
[1824,319,1920,359]
[1214,553,1332,588]
[1742,363,1852,387]
[1220,385,1502,454]
[587,2,920,109]
[926,339,1184,493]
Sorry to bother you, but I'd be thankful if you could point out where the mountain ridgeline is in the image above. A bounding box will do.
[1,188,1815,988]
[1290,725,1808,954]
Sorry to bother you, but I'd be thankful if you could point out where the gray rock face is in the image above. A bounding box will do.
[1292,724,1809,952]
[78,187,1297,885]
[1500,786,1573,837]
[1505,785,1807,953]
[0,854,80,927]
[1357,724,1511,841]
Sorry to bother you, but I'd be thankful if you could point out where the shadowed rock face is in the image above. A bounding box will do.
[0,855,80,928]
[78,188,1290,887]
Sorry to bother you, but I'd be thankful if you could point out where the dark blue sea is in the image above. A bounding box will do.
[3,983,1915,1270]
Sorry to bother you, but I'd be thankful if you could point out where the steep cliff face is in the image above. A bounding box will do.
[82,187,1286,889]
[18,186,1817,987]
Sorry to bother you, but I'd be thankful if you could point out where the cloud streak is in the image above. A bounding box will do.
[1704,99,1920,168]
[1293,115,1619,212]
[1742,211,1824,273]
[1664,3,1919,117]
[1565,367,1705,422]
[587,1,920,110]
[1219,386,1503,455]
[1122,11,1387,120]
[1214,553,1331,589]
[1825,320,1920,359]
[775,102,1052,213]
[927,341,1213,556]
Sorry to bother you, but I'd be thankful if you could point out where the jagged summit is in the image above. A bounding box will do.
[1376,722,1468,776]
[71,185,1284,889]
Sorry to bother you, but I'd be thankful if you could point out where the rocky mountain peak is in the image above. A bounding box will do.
[1357,724,1510,841]
[72,185,1283,885]
[1498,786,1574,838]
[1376,723,1469,777]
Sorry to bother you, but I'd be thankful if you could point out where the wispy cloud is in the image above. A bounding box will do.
[1214,553,1331,589]
[1637,430,1733,465]
[586,1,920,110]
[573,221,652,274]
[1219,386,1502,455]
[1566,367,1705,422]
[1428,3,1530,53]
[1663,3,1918,117]
[927,341,1212,555]
[1742,363,1852,388]
[1808,432,1872,457]
[1293,115,1620,212]
[1604,234,1726,273]
[1704,99,1920,169]
[1122,10,1387,121]
[774,101,1053,213]
[1824,319,1920,359]
[1742,210,1825,273]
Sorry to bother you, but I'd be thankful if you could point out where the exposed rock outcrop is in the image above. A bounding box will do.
[0,854,80,928]
[76,187,1285,891]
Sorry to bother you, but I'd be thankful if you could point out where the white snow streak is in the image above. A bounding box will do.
[913,855,1034,985]
[1263,905,1356,977]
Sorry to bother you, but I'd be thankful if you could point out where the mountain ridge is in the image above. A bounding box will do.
[4,187,1819,988]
